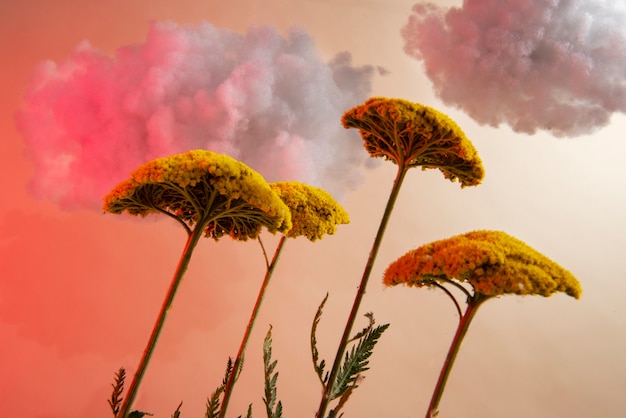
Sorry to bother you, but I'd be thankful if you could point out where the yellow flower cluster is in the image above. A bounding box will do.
[342,97,485,187]
[383,230,582,299]
[270,181,350,241]
[103,150,292,240]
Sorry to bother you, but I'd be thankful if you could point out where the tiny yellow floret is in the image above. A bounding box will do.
[270,181,350,241]
[383,230,582,299]
[342,97,485,187]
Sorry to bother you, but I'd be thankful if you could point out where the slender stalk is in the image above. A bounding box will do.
[258,235,271,269]
[426,295,488,418]
[218,235,288,418]
[430,282,462,320]
[316,166,408,418]
[117,225,206,418]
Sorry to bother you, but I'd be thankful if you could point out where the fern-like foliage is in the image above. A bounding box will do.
[205,358,236,418]
[237,404,253,418]
[108,367,126,417]
[347,312,375,343]
[327,381,358,418]
[171,401,183,418]
[330,313,389,401]
[312,299,390,416]
[263,326,283,418]
[311,293,329,386]
[128,411,154,417]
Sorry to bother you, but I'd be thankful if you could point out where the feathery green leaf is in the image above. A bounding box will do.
[327,380,357,418]
[206,358,236,418]
[108,367,126,417]
[347,312,374,343]
[330,314,389,400]
[263,326,283,418]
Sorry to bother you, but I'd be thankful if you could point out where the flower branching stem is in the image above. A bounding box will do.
[258,236,271,269]
[218,235,288,418]
[151,205,192,235]
[426,294,489,418]
[316,165,408,418]
[117,224,205,418]
[436,277,473,300]
[429,281,463,320]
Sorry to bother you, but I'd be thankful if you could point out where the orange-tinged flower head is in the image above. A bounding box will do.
[269,181,349,241]
[342,97,485,187]
[103,150,292,240]
[384,230,582,299]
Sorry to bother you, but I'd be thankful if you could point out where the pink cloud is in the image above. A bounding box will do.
[16,21,379,210]
[403,0,626,137]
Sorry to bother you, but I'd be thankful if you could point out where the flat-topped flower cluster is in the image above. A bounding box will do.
[384,230,582,299]
[270,181,350,242]
[342,97,484,187]
[104,150,292,240]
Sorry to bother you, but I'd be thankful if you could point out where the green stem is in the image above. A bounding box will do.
[426,295,488,418]
[218,235,288,418]
[316,166,408,418]
[117,225,205,418]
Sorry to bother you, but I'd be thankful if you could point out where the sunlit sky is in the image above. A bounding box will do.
[1,1,625,417]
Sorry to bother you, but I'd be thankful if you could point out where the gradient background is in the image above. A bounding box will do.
[1,1,625,417]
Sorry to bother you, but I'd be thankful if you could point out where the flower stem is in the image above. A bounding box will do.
[426,295,487,418]
[316,166,408,418]
[117,225,205,418]
[218,235,288,418]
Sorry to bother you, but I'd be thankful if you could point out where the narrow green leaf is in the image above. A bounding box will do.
[236,404,253,418]
[171,401,183,418]
[311,293,329,385]
[128,411,154,418]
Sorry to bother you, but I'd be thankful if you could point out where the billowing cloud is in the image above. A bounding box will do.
[402,0,626,137]
[16,21,379,209]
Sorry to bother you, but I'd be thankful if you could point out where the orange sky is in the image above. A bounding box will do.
[1,1,625,417]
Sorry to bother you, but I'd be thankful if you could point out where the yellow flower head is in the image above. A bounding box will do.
[103,150,292,240]
[269,181,350,241]
[342,97,485,187]
[384,230,582,299]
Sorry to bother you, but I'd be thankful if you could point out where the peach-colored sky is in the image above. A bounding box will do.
[1,1,625,417]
